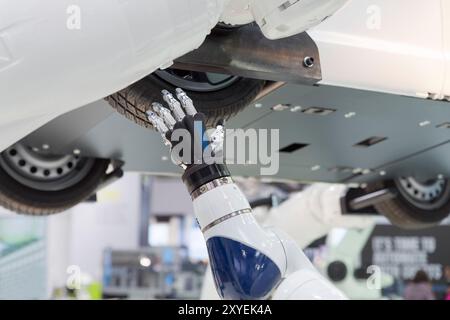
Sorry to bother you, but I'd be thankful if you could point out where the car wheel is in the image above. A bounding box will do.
[106,69,265,128]
[367,177,450,229]
[0,143,111,216]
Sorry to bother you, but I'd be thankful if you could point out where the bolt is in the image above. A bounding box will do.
[380,170,386,176]
[303,56,315,68]
[311,165,321,171]
[419,120,431,127]
[42,144,50,150]
[254,103,263,108]
[73,149,81,155]
[272,104,290,111]
[345,112,356,119]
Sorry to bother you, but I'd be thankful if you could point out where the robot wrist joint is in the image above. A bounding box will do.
[182,163,231,195]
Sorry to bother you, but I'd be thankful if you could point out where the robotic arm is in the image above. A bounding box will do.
[147,89,346,300]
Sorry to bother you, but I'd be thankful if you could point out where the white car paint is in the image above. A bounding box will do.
[310,0,450,99]
[0,0,448,153]
[0,0,225,152]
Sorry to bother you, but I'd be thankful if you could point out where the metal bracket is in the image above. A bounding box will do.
[341,187,398,214]
[173,24,322,85]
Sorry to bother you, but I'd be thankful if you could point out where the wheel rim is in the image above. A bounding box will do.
[395,176,450,210]
[155,68,239,92]
[0,143,95,191]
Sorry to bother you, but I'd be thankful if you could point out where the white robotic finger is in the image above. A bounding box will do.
[162,90,186,121]
[176,88,198,116]
[146,111,169,134]
[145,111,172,147]
[152,102,177,130]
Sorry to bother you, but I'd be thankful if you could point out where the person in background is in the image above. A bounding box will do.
[403,270,435,300]
[444,266,450,300]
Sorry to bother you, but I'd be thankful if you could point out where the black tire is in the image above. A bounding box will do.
[0,152,110,216]
[366,179,450,229]
[105,73,265,128]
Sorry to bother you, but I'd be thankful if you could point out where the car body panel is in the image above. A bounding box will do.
[20,82,450,184]
[1,0,450,186]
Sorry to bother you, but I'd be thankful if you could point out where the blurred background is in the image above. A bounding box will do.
[0,172,449,300]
